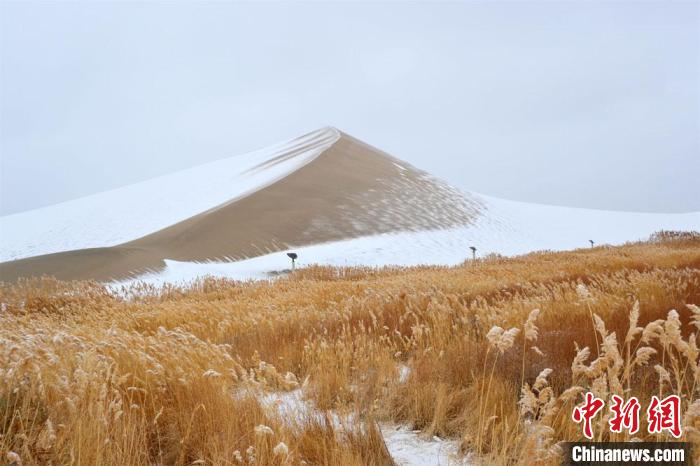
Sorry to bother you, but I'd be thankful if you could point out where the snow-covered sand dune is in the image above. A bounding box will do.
[1,126,698,283]
[125,194,700,286]
[0,127,340,262]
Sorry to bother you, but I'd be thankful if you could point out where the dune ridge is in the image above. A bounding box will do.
[0,127,340,262]
[0,129,482,281]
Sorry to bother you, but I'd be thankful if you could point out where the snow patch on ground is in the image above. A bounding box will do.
[398,364,411,384]
[258,389,468,466]
[260,389,351,426]
[381,424,468,466]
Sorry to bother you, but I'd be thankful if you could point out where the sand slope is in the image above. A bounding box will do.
[0,127,340,262]
[0,129,482,281]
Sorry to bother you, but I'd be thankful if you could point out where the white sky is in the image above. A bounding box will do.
[1,1,698,215]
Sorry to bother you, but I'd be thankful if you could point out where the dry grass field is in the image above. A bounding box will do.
[1,232,699,465]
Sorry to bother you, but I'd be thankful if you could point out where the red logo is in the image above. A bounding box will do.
[573,392,682,439]
[572,392,605,439]
[647,395,681,438]
[609,395,640,435]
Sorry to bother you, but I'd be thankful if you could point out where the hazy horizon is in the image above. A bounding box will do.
[2,1,698,215]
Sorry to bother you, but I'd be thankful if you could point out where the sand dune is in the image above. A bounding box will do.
[0,128,482,281]
[3,127,698,283]
[0,127,341,262]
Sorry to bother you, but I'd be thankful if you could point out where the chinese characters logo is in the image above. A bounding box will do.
[572,392,681,439]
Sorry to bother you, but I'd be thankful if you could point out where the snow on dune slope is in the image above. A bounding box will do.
[3,124,699,284]
[0,127,340,262]
[118,193,700,286]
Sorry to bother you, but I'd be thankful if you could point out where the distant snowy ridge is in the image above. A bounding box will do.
[0,127,340,262]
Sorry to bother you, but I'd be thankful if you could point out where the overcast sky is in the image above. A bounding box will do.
[1,1,698,215]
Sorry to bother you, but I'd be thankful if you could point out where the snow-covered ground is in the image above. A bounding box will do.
[259,388,467,466]
[118,193,700,286]
[0,127,339,262]
[381,424,466,466]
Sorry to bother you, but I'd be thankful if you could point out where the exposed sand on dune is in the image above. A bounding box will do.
[0,130,482,281]
[0,246,164,283]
